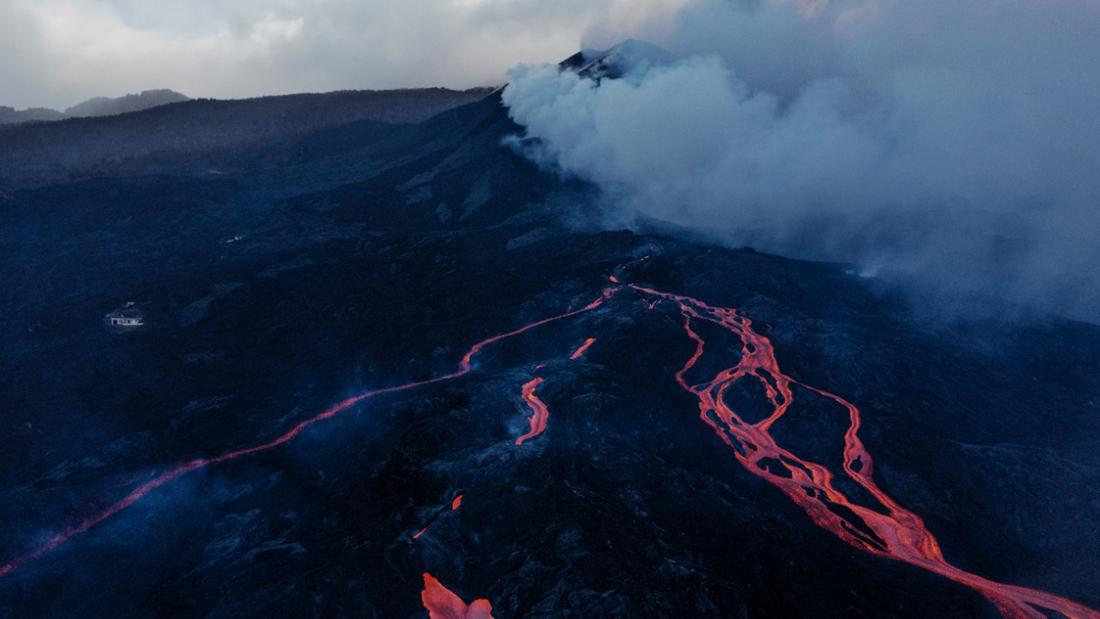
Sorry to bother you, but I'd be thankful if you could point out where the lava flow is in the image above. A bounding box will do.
[6,267,1097,619]
[569,337,597,360]
[410,493,463,541]
[0,289,614,578]
[514,337,598,446]
[421,572,494,619]
[514,377,549,446]
[631,284,1100,619]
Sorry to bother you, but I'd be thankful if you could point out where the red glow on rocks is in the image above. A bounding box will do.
[569,337,597,360]
[7,262,1097,619]
[0,459,204,578]
[421,573,494,619]
[632,283,1100,619]
[0,292,610,578]
[514,377,549,446]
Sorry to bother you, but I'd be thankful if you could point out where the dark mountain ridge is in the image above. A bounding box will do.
[63,89,190,118]
[0,89,189,126]
[0,106,67,124]
[0,87,493,192]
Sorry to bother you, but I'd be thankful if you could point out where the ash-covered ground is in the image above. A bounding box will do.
[1,89,1098,618]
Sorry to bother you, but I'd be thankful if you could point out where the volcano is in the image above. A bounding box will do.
[1,50,1098,619]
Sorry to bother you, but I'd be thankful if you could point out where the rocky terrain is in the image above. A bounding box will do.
[0,67,1098,618]
[0,87,493,192]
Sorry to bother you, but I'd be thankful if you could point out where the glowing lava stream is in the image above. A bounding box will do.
[411,493,463,541]
[0,289,614,578]
[514,377,549,446]
[569,337,597,360]
[631,284,1100,619]
[421,572,494,619]
[515,337,596,446]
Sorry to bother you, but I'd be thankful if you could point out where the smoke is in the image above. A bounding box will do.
[502,0,1100,322]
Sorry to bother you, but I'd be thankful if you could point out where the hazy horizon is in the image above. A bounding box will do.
[0,0,676,110]
[3,85,498,113]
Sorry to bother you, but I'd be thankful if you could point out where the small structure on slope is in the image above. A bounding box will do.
[105,302,145,329]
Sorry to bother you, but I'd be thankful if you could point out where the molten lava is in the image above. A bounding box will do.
[514,377,549,446]
[514,336,598,446]
[421,572,494,619]
[569,337,597,360]
[631,283,1100,619]
[410,493,464,542]
[0,289,613,578]
[5,266,1098,619]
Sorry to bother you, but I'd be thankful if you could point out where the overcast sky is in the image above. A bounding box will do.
[0,0,685,109]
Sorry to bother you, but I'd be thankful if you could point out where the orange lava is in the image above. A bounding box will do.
[421,572,494,619]
[8,263,1096,619]
[0,289,614,578]
[514,377,549,446]
[569,337,597,360]
[631,284,1100,619]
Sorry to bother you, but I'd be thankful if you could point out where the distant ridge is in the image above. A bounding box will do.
[0,89,189,125]
[0,106,66,125]
[64,89,190,118]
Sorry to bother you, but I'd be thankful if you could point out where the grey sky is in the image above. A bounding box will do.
[0,0,683,109]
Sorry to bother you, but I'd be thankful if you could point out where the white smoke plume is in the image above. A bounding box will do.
[502,0,1100,322]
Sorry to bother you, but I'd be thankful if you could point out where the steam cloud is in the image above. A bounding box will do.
[502,0,1100,322]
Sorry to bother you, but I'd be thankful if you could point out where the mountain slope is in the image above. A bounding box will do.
[0,73,1097,617]
[0,87,493,191]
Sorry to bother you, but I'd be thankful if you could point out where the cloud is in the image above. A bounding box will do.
[0,0,688,109]
[502,0,1100,321]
